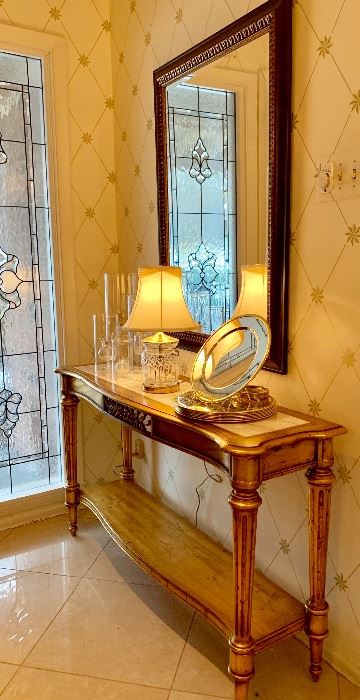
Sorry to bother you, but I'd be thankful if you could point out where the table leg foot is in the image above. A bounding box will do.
[65,484,80,537]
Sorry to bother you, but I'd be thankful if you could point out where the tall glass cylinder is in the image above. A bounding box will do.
[104,273,137,324]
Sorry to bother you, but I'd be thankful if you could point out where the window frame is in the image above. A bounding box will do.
[0,24,79,520]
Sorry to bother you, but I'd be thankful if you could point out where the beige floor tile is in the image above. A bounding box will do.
[1,667,169,699]
[0,569,78,664]
[25,578,193,688]
[0,513,110,577]
[248,638,340,699]
[0,663,18,693]
[85,538,159,585]
[338,674,360,699]
[173,615,341,700]
[172,615,233,698]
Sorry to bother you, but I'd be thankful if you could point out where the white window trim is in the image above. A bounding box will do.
[0,25,82,527]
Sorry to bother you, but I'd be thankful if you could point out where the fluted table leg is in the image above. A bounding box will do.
[61,387,80,536]
[119,425,134,480]
[306,438,335,681]
[228,487,262,700]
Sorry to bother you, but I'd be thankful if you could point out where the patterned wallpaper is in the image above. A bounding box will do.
[0,0,120,356]
[1,0,359,688]
[0,1,123,484]
[110,0,360,686]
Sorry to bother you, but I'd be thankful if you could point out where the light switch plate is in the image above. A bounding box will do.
[317,149,360,202]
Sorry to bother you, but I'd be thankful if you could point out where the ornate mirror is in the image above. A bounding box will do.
[154,0,292,373]
[175,315,277,423]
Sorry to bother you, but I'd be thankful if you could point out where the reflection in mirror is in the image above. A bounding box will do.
[154,0,292,374]
[206,329,256,387]
[191,315,270,402]
[175,314,276,422]
[166,35,269,334]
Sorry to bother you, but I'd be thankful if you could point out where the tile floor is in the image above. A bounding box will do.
[0,511,358,699]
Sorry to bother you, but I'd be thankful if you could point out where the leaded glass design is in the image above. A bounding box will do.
[0,51,62,498]
[167,83,237,333]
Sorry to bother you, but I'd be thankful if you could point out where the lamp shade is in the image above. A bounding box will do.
[123,266,198,332]
[232,264,267,319]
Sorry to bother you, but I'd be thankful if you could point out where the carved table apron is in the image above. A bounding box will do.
[56,365,346,700]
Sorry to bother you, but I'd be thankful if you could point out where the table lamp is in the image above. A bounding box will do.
[232,264,267,318]
[123,266,198,392]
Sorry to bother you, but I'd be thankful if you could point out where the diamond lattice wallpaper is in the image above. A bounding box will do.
[0,0,123,490]
[110,0,360,685]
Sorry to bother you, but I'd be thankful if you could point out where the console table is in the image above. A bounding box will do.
[57,365,346,700]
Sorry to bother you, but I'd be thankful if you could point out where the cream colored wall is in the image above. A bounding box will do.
[110,0,360,685]
[0,0,123,484]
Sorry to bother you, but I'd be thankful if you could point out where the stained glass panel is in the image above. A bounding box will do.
[167,83,237,332]
[0,50,62,498]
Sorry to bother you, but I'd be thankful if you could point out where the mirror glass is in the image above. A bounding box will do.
[191,315,270,402]
[166,35,269,334]
[154,0,292,374]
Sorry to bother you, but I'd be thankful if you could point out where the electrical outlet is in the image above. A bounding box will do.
[133,437,146,460]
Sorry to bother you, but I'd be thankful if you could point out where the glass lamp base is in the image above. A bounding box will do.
[141,333,180,393]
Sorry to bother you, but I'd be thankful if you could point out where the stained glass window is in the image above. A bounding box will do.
[0,51,62,498]
[167,83,237,333]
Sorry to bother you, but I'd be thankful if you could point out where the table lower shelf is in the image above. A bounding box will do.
[80,479,306,651]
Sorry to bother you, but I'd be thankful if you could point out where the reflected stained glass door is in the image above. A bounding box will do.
[0,51,62,498]
[167,83,237,333]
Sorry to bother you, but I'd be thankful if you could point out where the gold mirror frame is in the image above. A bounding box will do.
[154,0,292,374]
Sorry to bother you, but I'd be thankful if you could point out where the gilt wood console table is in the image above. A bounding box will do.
[57,365,346,700]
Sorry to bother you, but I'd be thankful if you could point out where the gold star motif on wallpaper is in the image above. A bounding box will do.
[107,171,116,184]
[124,205,129,217]
[288,339,293,355]
[94,413,103,424]
[350,90,360,113]
[342,349,356,367]
[345,223,360,245]
[145,32,151,45]
[311,286,324,304]
[134,164,140,176]
[85,207,95,218]
[317,36,332,57]
[290,231,296,245]
[149,201,155,213]
[279,539,290,555]
[88,279,98,290]
[137,242,143,253]
[111,243,120,254]
[105,97,114,109]
[130,1,136,14]
[308,398,321,416]
[82,132,92,144]
[175,8,183,23]
[49,6,61,21]
[78,54,90,67]
[121,130,127,141]
[132,84,138,96]
[337,464,352,484]
[147,118,153,131]
[335,573,348,592]
[119,51,124,63]
[102,20,111,32]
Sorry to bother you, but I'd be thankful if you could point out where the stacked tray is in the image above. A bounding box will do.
[174,387,277,424]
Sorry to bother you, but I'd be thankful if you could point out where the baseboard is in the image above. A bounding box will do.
[0,487,67,532]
